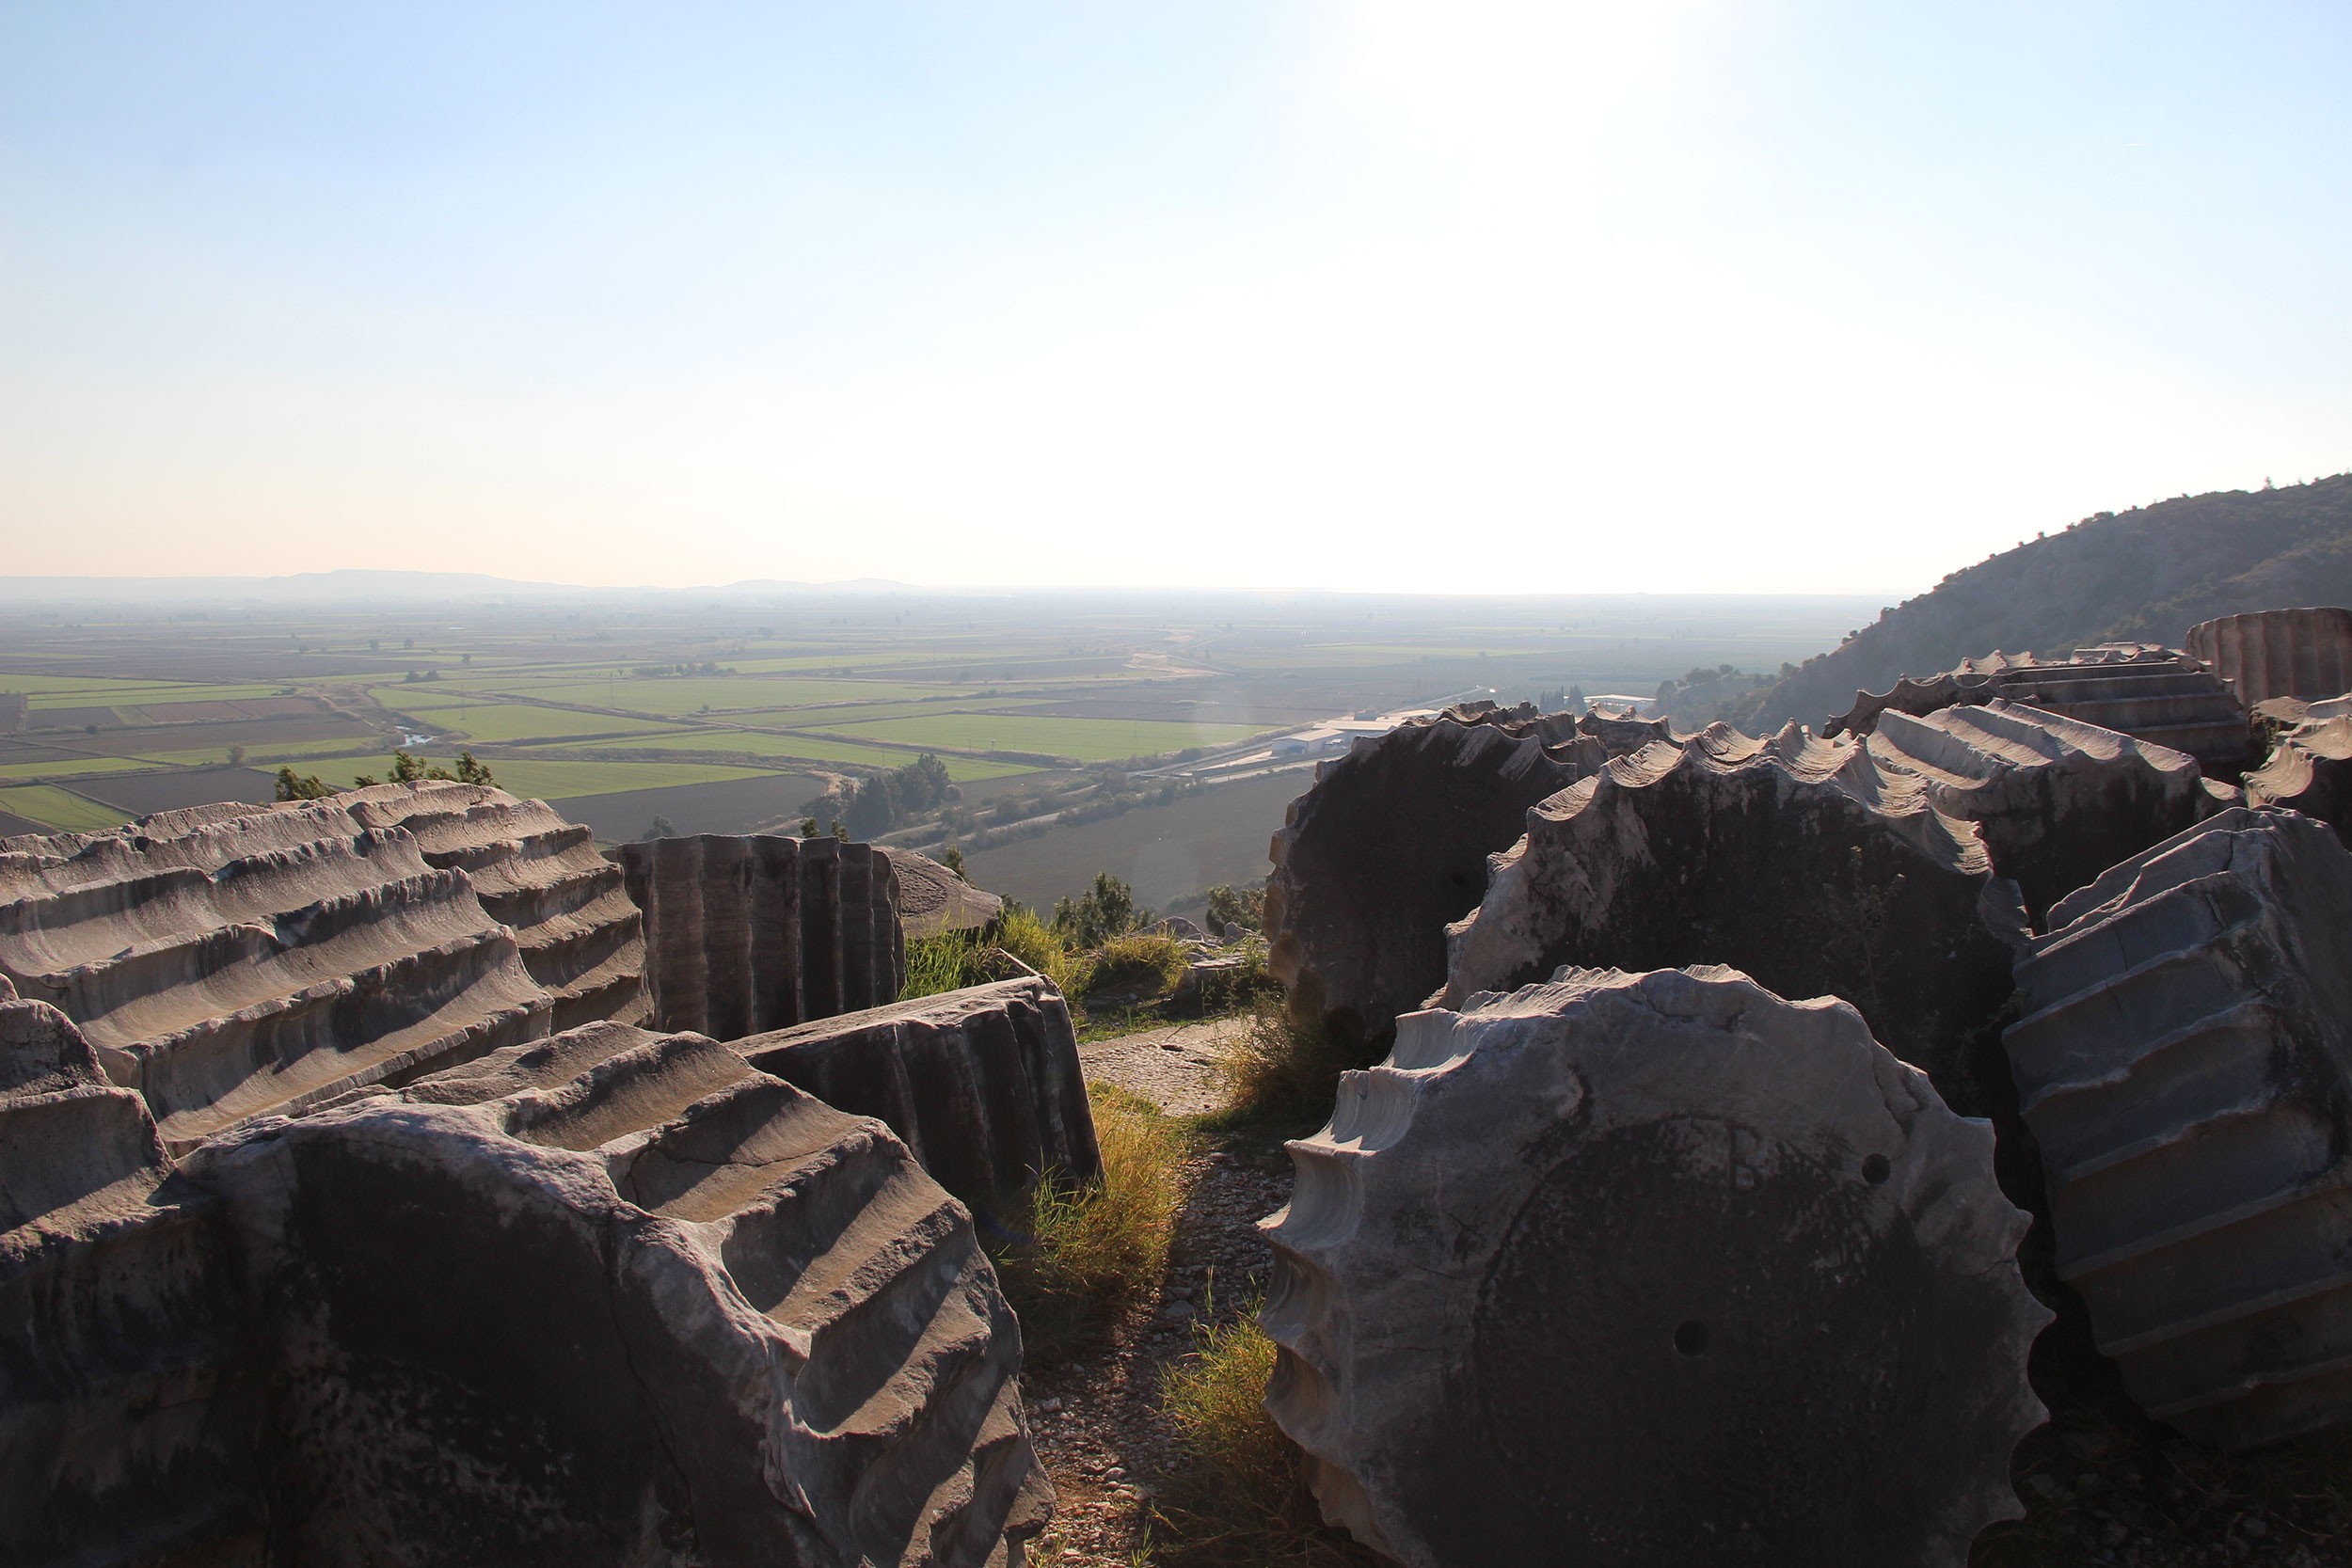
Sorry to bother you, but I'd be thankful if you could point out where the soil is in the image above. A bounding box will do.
[1028,1020,1316,1566]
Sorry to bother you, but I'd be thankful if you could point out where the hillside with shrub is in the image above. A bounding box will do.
[1740,473,2352,730]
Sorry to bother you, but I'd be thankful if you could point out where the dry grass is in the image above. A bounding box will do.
[1209,1000,1383,1126]
[993,1084,1181,1362]
[1151,1297,1378,1568]
[1086,932,1189,999]
[899,927,989,999]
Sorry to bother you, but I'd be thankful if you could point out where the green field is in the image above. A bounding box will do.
[0,784,135,832]
[421,704,690,743]
[500,677,974,714]
[16,679,295,705]
[134,738,380,766]
[567,729,1037,781]
[825,712,1266,761]
[306,754,776,800]
[0,753,171,781]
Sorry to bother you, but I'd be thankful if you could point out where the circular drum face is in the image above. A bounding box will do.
[1391,1115,2001,1568]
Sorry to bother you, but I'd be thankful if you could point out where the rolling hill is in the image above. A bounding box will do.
[1744,473,2352,729]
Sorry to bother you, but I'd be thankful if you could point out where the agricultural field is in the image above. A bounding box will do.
[0,583,1877,882]
[824,711,1263,762]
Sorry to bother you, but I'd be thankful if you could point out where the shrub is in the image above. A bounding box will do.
[993,1084,1179,1360]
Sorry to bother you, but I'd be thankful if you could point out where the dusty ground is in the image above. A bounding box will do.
[1075,1016,1250,1117]
[1027,1019,1308,1566]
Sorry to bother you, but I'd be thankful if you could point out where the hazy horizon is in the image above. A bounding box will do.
[6,4,2346,595]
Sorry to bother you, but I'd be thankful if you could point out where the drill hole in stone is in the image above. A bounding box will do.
[1674,1319,1709,1356]
[1861,1153,1892,1185]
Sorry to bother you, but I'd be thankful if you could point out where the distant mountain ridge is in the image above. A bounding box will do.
[1746,473,2352,729]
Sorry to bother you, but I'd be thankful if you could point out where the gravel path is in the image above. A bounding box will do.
[1074,1016,1250,1117]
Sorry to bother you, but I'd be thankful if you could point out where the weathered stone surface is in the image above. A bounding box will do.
[344,782,645,1028]
[1865,699,2216,925]
[1828,645,2252,776]
[2186,607,2352,706]
[2246,716,2352,843]
[1264,707,1598,1048]
[1262,966,2046,1568]
[619,833,905,1041]
[1442,725,2023,1111]
[0,800,553,1154]
[739,975,1099,1225]
[182,1020,1051,1566]
[2004,807,2352,1449]
[883,848,1005,941]
[1,998,261,1567]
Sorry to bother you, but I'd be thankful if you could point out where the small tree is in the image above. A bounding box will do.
[799,816,819,837]
[454,752,495,786]
[274,767,334,801]
[639,816,677,841]
[227,745,246,767]
[940,844,967,881]
[1205,883,1265,934]
[1051,872,1152,949]
[389,750,425,784]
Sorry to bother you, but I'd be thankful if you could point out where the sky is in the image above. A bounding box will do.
[2,2,2346,594]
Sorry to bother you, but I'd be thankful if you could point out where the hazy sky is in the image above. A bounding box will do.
[4,3,2345,593]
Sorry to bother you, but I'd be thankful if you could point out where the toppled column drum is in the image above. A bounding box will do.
[2246,715,2352,844]
[1441,726,2022,1110]
[343,781,645,1027]
[0,798,554,1154]
[2004,807,2352,1449]
[1263,707,1596,1049]
[1262,966,2046,1568]
[0,989,262,1566]
[183,1019,1052,1566]
[1864,699,2217,926]
[739,974,1099,1226]
[619,833,906,1040]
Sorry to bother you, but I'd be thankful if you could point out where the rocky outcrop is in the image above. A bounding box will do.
[883,848,1005,941]
[1,995,262,1567]
[1828,646,2252,776]
[738,975,1098,1226]
[2004,808,2352,1449]
[1262,966,2046,1568]
[1441,725,2023,1111]
[2245,716,2352,843]
[1264,708,1598,1048]
[0,800,553,1154]
[1864,700,2216,925]
[619,834,905,1041]
[182,1019,1052,1566]
[344,782,644,1029]
[2186,607,2352,706]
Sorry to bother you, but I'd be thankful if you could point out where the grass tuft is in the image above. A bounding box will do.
[1152,1291,1378,1567]
[899,927,990,1000]
[1209,1000,1384,1126]
[993,1084,1180,1362]
[1087,932,1189,999]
